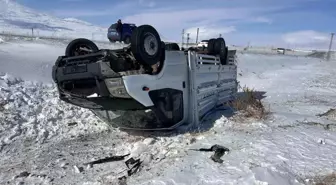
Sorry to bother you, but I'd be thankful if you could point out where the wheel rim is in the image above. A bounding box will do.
[72,44,92,56]
[143,33,158,56]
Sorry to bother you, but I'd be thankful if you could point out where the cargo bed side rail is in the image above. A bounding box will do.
[188,50,238,128]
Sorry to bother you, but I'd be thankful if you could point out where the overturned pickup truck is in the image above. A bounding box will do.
[52,25,237,130]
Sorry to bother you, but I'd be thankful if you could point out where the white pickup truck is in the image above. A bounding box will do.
[52,25,238,131]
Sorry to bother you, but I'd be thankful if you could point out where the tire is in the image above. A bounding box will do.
[214,38,227,64]
[131,25,162,66]
[124,36,131,44]
[214,37,226,55]
[156,41,166,73]
[165,43,180,51]
[65,38,99,57]
[160,41,166,62]
[207,38,216,55]
[220,46,228,65]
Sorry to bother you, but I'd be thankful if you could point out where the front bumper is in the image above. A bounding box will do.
[52,55,146,111]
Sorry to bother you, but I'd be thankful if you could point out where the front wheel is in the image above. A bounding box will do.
[65,38,99,57]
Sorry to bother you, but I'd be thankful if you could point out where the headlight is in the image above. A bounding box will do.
[105,78,132,98]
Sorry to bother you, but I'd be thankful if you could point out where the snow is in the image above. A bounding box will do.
[0,39,124,83]
[0,2,335,183]
[1,37,336,185]
[0,0,108,41]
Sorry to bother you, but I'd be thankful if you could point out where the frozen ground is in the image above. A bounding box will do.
[0,38,336,185]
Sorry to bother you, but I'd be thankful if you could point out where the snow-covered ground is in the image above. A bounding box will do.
[0,37,336,185]
[0,37,125,83]
[0,0,108,41]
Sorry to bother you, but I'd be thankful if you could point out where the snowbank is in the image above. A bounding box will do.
[0,73,108,147]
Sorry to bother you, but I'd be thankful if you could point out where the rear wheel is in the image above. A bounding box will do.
[214,38,228,64]
[65,38,99,57]
[131,25,163,66]
[165,43,180,51]
[207,38,216,55]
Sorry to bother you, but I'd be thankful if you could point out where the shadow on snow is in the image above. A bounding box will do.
[118,91,267,138]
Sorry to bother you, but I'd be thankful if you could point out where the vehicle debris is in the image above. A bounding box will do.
[125,157,142,176]
[73,165,84,173]
[15,171,30,178]
[117,176,127,185]
[190,144,230,163]
[84,153,130,166]
[67,122,77,126]
[112,157,143,184]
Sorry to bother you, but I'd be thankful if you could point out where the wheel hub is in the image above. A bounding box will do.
[144,33,158,56]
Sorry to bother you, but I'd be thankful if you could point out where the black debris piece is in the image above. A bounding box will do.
[190,138,197,144]
[67,122,78,126]
[84,154,130,166]
[15,171,30,178]
[189,144,230,163]
[118,176,127,185]
[125,157,142,176]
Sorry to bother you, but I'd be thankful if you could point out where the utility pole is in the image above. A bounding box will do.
[187,33,190,47]
[182,29,185,49]
[327,33,334,61]
[196,28,199,44]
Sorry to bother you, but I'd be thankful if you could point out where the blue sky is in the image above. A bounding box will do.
[16,0,336,48]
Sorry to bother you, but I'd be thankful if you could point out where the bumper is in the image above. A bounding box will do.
[52,55,146,111]
[52,54,121,83]
[59,95,147,110]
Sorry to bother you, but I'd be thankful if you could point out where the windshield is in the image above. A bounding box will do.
[108,23,117,30]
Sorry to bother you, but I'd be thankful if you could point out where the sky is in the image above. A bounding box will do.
[13,0,336,49]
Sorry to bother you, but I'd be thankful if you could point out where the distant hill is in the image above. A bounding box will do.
[0,0,108,41]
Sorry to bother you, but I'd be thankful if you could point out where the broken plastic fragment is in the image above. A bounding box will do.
[189,144,230,163]
[87,93,98,98]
